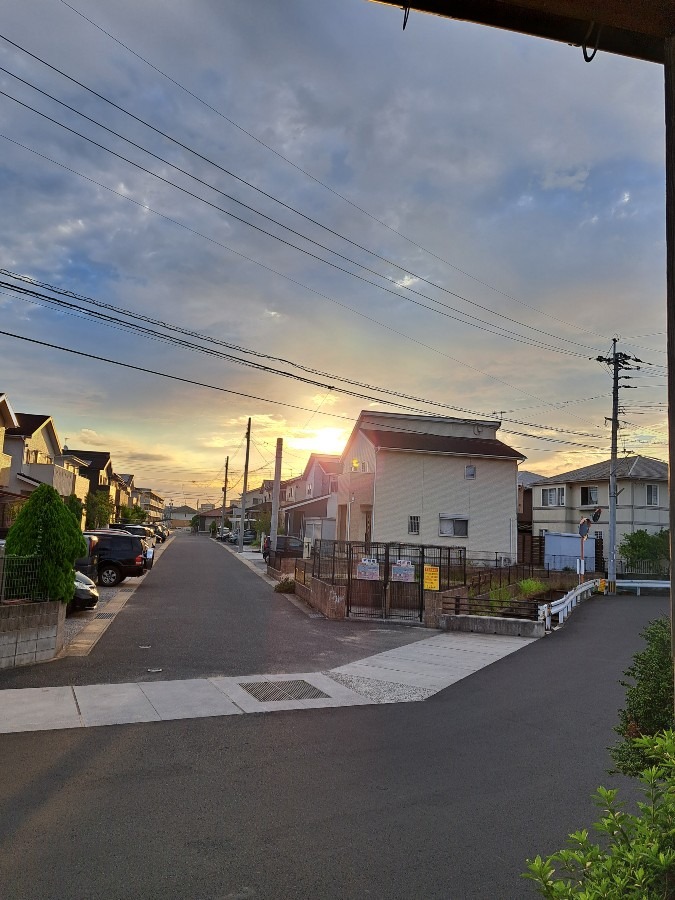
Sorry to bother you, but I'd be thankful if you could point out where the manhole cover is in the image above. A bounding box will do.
[95,612,115,619]
[240,679,329,702]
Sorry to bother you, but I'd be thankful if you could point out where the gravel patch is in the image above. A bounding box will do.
[326,671,434,703]
[63,585,120,646]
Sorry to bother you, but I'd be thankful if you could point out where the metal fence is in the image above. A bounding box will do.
[442,593,540,620]
[0,554,45,602]
[466,563,550,599]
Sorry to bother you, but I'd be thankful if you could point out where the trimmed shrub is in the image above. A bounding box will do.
[524,730,675,897]
[610,617,673,777]
[274,575,295,593]
[5,484,87,603]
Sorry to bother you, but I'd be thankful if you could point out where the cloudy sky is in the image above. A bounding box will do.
[0,0,668,507]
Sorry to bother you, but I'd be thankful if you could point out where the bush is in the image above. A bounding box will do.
[5,484,87,603]
[517,578,548,598]
[524,730,675,898]
[609,618,674,776]
[274,575,295,593]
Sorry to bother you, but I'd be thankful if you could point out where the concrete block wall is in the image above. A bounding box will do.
[439,613,544,638]
[0,600,66,668]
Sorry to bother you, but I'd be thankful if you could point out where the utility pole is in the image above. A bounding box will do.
[220,456,229,540]
[596,339,641,593]
[238,418,251,554]
[270,438,283,553]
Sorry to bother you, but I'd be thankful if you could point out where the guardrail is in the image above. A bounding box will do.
[538,579,600,631]
[615,580,669,595]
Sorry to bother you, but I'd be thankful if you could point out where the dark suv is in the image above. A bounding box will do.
[85,530,151,586]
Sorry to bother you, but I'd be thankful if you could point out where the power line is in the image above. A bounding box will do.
[0,59,599,357]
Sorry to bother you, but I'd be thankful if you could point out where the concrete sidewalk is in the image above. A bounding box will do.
[0,630,536,733]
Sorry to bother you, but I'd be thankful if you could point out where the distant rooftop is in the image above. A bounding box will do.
[532,455,668,485]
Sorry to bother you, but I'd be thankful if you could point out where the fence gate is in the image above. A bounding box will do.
[346,542,424,621]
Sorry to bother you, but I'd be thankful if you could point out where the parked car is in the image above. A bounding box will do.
[109,523,156,546]
[75,534,99,581]
[150,524,166,543]
[275,535,305,555]
[72,571,99,609]
[226,529,256,545]
[84,530,151,586]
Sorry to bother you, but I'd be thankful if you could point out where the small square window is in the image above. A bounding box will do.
[408,515,420,535]
[465,465,476,480]
[594,530,602,541]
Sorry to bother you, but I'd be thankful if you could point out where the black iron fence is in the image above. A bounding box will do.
[443,593,540,620]
[466,563,550,599]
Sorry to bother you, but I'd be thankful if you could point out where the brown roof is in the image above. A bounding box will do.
[532,455,668,485]
[5,413,51,437]
[361,429,524,460]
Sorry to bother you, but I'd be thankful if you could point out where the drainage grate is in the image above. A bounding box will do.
[240,679,329,702]
[95,612,115,619]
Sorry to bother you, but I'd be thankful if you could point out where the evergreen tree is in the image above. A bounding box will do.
[85,491,115,529]
[5,484,87,603]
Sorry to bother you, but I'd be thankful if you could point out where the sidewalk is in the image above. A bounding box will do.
[0,631,536,732]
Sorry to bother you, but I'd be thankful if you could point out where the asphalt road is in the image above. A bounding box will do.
[0,532,432,689]
[0,538,667,899]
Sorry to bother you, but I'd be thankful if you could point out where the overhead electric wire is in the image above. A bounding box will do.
[0,135,602,425]
[0,327,612,453]
[0,59,600,358]
[0,273,606,439]
[51,3,621,345]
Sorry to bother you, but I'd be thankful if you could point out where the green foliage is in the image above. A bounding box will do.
[5,484,87,603]
[518,578,548,598]
[524,730,675,898]
[209,521,217,536]
[610,618,674,777]
[63,493,84,525]
[85,491,115,529]
[274,575,295,593]
[619,529,670,567]
[119,505,147,523]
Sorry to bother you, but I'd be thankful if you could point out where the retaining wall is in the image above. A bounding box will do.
[0,600,66,668]
[439,613,544,638]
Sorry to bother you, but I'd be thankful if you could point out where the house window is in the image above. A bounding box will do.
[580,486,598,506]
[464,465,476,480]
[329,475,338,493]
[408,515,420,535]
[647,484,659,506]
[542,487,564,506]
[594,531,603,541]
[360,461,369,473]
[439,515,468,537]
[307,483,312,497]
[351,458,359,473]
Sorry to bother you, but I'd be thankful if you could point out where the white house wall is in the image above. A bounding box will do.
[373,450,518,557]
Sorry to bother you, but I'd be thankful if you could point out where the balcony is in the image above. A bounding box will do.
[23,462,75,497]
[0,451,11,489]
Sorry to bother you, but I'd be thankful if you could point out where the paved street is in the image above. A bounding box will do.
[0,532,668,898]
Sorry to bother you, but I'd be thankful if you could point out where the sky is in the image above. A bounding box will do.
[0,0,668,508]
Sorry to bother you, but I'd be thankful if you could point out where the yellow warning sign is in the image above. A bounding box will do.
[423,564,440,591]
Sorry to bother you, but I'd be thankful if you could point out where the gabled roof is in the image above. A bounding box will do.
[533,455,668,485]
[0,393,19,429]
[117,474,134,486]
[518,470,544,487]
[6,413,52,438]
[360,429,525,460]
[302,453,341,479]
[67,449,112,470]
[168,505,197,515]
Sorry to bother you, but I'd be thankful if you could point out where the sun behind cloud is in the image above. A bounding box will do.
[288,427,347,456]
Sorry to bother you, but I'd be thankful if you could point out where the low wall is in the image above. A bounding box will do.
[439,613,544,638]
[266,557,296,580]
[306,577,346,619]
[0,600,66,668]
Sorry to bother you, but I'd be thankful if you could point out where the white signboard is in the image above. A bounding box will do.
[391,560,415,582]
[356,557,380,580]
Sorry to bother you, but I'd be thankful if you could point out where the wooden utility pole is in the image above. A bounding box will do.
[238,418,251,554]
[270,438,283,552]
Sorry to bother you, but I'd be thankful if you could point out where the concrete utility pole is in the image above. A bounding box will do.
[665,34,675,703]
[270,437,282,553]
[596,339,641,593]
[220,456,228,540]
[238,418,251,554]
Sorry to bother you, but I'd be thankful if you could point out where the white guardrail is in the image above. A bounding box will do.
[614,580,670,595]
[538,579,600,631]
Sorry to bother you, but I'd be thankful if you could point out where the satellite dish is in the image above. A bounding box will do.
[592,507,602,523]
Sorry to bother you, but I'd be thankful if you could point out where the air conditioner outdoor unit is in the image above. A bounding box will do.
[498,555,512,567]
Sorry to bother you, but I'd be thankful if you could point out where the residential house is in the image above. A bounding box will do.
[117,474,138,509]
[531,456,669,552]
[163,504,197,527]
[4,414,89,503]
[336,411,525,560]
[110,473,132,518]
[0,393,19,490]
[283,454,341,543]
[132,487,165,523]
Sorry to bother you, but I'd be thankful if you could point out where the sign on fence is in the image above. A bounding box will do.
[391,560,415,583]
[423,564,440,591]
[356,558,380,580]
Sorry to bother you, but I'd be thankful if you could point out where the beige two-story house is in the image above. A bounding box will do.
[336,411,524,560]
[531,455,669,547]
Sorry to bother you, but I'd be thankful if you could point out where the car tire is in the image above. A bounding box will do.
[99,564,122,587]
